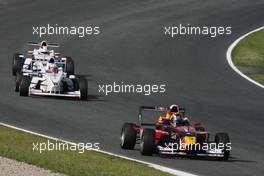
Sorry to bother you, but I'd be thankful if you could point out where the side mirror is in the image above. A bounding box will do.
[69,75,75,79]
[192,122,201,127]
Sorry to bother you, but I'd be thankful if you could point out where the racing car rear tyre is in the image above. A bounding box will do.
[12,53,23,76]
[140,128,155,156]
[215,132,230,160]
[65,57,74,75]
[79,78,88,100]
[15,72,23,92]
[120,123,137,149]
[19,76,30,96]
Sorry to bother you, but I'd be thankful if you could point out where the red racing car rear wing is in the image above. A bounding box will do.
[138,106,185,127]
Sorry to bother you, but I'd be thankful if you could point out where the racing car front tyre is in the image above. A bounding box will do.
[12,53,23,76]
[15,72,23,92]
[79,78,88,100]
[140,129,155,156]
[120,123,137,149]
[215,133,230,160]
[19,76,30,96]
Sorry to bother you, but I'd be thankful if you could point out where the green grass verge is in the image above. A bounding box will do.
[0,125,172,176]
[247,73,264,85]
[232,29,264,84]
[232,29,264,68]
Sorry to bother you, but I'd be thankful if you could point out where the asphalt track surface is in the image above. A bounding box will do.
[0,0,264,175]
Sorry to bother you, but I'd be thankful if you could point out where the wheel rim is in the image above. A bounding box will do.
[121,130,125,146]
[140,136,144,152]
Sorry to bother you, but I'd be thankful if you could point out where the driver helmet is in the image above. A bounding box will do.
[166,104,180,120]
[169,104,179,113]
[49,58,55,64]
[48,58,57,73]
[39,41,48,53]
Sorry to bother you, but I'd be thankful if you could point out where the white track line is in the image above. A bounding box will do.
[226,26,264,89]
[0,122,198,176]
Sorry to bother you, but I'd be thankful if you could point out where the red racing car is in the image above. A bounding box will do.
[120,106,231,160]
